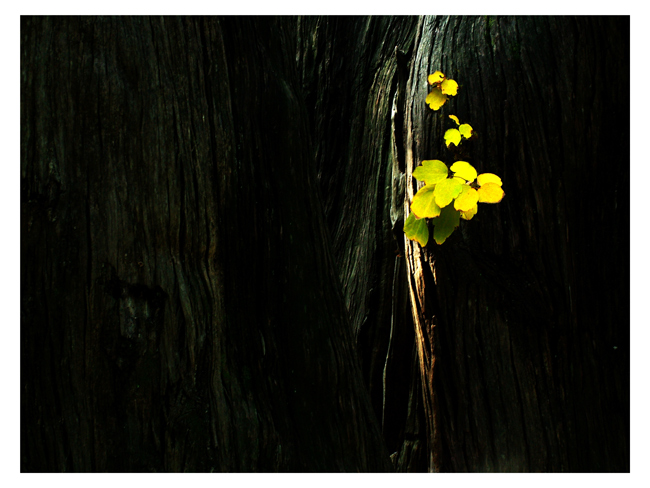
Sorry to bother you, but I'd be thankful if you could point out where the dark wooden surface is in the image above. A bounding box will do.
[21,16,392,472]
[296,16,428,471]
[403,16,629,471]
[21,15,629,472]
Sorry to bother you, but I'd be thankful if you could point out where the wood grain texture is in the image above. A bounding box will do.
[20,15,629,473]
[403,16,629,472]
[21,16,392,472]
[296,16,428,471]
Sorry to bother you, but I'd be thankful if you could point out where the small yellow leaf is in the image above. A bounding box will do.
[459,123,473,139]
[449,115,460,126]
[454,186,479,212]
[425,87,447,110]
[440,79,458,96]
[444,128,461,147]
[428,71,445,85]
[477,182,505,203]
[460,204,478,220]
[477,173,503,187]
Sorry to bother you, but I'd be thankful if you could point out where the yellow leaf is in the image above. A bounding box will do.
[433,177,463,208]
[411,184,442,219]
[477,182,505,203]
[425,86,447,110]
[459,123,473,139]
[413,159,449,185]
[477,173,503,187]
[441,79,458,96]
[454,186,479,212]
[450,161,477,183]
[449,115,460,125]
[444,128,461,147]
[428,71,445,85]
[460,204,478,220]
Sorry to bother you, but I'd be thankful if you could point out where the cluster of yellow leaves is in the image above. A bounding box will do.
[445,115,474,147]
[405,160,504,245]
[411,160,504,218]
[404,72,505,246]
[425,71,458,111]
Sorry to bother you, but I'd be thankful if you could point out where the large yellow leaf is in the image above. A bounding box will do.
[413,159,449,185]
[477,173,503,187]
[411,184,442,219]
[454,185,479,212]
[450,161,477,183]
[425,86,447,111]
[477,182,505,203]
[433,177,463,208]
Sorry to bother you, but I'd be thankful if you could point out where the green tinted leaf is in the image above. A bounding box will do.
[477,182,505,203]
[459,123,473,139]
[433,177,463,208]
[413,159,449,185]
[411,184,442,219]
[444,129,461,147]
[404,211,429,247]
[450,161,477,183]
[432,204,461,244]
[454,185,479,211]
[425,86,447,110]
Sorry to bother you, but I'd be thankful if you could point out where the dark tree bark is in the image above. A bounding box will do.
[295,16,428,470]
[21,15,629,473]
[295,15,629,473]
[400,16,629,472]
[21,16,392,472]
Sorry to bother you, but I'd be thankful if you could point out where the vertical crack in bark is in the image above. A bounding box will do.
[382,255,400,432]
